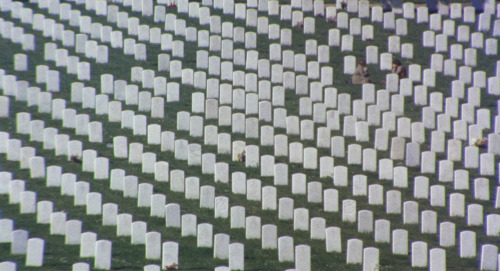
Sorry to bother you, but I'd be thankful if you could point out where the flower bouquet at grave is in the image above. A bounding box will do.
[472,138,487,148]
[165,263,178,270]
[296,21,304,30]
[237,151,246,162]
[326,16,336,23]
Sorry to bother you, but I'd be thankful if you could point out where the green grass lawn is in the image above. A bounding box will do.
[0,1,499,270]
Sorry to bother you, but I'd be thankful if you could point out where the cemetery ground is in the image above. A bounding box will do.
[0,0,499,270]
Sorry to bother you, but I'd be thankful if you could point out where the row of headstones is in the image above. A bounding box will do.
[0,219,112,269]
[420,0,499,18]
[118,66,484,125]
[345,100,494,146]
[69,85,166,119]
[393,78,499,107]
[381,2,497,32]
[422,33,498,59]
[7,108,500,185]
[165,58,334,87]
[5,119,489,244]
[421,29,498,57]
[3,169,182,235]
[176,96,499,162]
[343,55,483,88]
[30,0,183,58]
[35,197,226,269]
[329,9,497,67]
[2,70,171,145]
[10,146,496,216]
[0,222,44,268]
[10,74,166,135]
[179,78,499,131]
[4,68,164,121]
[345,238,499,270]
[161,186,498,270]
[42,43,93,83]
[6,107,356,193]
[422,15,500,42]
[323,2,436,30]
[89,196,432,271]
[23,7,160,81]
[120,0,335,17]
[361,65,499,101]
[3,0,494,268]
[332,27,497,74]
[19,0,500,76]
[17,0,498,202]
[30,94,496,201]
[7,142,490,270]
[0,131,500,268]
[350,86,491,130]
[342,224,500,268]
[87,186,498,271]
[0,225,493,271]
[16,110,104,142]
[5,83,500,169]
[0,145,332,254]
[339,31,409,54]
[3,170,107,215]
[1,135,110,179]
[130,65,325,101]
[12,11,115,69]
[188,45,333,72]
[116,0,320,37]
[104,162,500,236]
[94,1,500,49]
[44,37,109,65]
[335,12,411,37]
[406,85,500,139]
[27,8,148,61]
[425,8,499,34]
[369,81,500,152]
[224,161,498,204]
[19,66,490,151]
[102,154,500,212]
[99,74,181,103]
[0,17,36,51]
[2,126,495,209]
[37,31,333,104]
[0,220,32,256]
[6,161,493,243]
[0,168,183,269]
[95,0,348,84]
[2,181,497,269]
[198,0,337,15]
[18,0,500,38]
[0,20,73,90]
[177,104,336,134]
[29,0,494,113]
[11,11,500,271]
[424,55,499,87]
[32,0,314,63]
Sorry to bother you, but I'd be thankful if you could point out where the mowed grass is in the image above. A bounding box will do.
[0,1,499,270]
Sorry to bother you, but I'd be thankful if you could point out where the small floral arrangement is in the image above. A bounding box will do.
[296,21,304,29]
[326,16,336,23]
[472,138,488,148]
[237,151,246,162]
[70,156,82,164]
[165,263,178,270]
